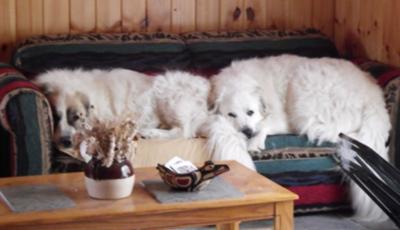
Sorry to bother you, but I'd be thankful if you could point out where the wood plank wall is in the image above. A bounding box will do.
[1,0,399,67]
[335,0,400,67]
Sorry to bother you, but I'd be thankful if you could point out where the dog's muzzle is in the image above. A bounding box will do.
[241,127,254,139]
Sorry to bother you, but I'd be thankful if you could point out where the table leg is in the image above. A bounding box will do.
[216,222,240,230]
[274,201,294,230]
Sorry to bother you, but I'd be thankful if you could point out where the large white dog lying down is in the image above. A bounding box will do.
[35,69,210,151]
[208,54,391,223]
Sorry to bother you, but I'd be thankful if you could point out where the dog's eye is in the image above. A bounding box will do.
[72,114,80,121]
[54,112,62,124]
[228,112,237,118]
[247,110,254,116]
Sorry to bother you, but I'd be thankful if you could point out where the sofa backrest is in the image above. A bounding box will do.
[11,29,338,76]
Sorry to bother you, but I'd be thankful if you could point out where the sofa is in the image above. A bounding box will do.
[1,29,400,215]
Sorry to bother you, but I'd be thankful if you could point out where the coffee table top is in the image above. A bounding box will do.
[0,161,298,228]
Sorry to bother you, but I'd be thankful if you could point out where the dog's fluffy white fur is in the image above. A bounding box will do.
[35,68,210,151]
[209,54,391,222]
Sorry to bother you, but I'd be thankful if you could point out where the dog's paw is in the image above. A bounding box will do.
[247,135,266,153]
[247,145,262,153]
[138,129,160,139]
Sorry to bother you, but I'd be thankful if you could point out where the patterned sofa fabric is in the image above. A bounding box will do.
[12,29,339,77]
[0,64,53,177]
[252,135,348,213]
[181,29,339,70]
[12,33,189,76]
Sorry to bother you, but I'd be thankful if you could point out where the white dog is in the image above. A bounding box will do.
[208,54,391,223]
[34,68,210,153]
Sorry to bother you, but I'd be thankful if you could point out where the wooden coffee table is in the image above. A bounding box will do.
[0,161,298,230]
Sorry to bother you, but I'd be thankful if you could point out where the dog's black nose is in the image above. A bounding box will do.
[59,137,72,148]
[241,127,254,139]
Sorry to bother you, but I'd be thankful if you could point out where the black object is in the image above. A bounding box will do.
[334,133,400,228]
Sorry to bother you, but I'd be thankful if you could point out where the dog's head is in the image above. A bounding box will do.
[39,83,93,150]
[210,87,267,139]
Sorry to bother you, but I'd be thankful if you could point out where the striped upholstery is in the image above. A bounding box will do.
[252,136,349,213]
[0,64,53,176]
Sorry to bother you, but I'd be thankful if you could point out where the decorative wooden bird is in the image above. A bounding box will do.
[156,161,230,192]
[335,133,400,228]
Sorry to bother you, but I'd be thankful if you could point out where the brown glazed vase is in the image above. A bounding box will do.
[84,158,135,199]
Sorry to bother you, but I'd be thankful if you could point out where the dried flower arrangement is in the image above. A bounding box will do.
[79,118,138,168]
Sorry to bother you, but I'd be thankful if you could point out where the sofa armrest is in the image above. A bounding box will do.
[0,64,53,176]
[353,58,400,168]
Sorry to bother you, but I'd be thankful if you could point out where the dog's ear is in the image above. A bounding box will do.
[208,87,225,114]
[36,83,57,97]
[76,92,93,114]
[253,87,269,117]
[259,96,269,117]
[252,86,269,117]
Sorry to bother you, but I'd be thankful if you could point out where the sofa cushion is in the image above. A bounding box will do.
[252,134,349,213]
[182,29,339,70]
[12,33,189,76]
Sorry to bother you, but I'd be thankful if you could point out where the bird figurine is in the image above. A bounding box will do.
[156,161,230,192]
[335,133,400,228]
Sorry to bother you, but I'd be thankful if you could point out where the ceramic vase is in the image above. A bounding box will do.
[84,158,135,199]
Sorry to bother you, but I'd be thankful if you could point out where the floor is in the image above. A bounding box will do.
[181,213,398,230]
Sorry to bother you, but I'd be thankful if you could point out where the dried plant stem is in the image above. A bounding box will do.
[79,118,138,168]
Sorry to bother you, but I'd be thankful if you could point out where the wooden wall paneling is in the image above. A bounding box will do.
[16,0,33,41]
[311,0,334,38]
[382,0,400,65]
[334,0,350,56]
[347,0,363,58]
[357,0,385,60]
[286,0,313,30]
[244,0,267,30]
[96,0,122,33]
[30,0,44,36]
[14,0,43,45]
[43,0,69,34]
[122,0,147,32]
[334,0,362,58]
[0,0,16,62]
[220,0,245,31]
[196,0,220,32]
[146,0,172,32]
[334,0,400,66]
[171,0,195,33]
[265,0,286,29]
[70,0,96,33]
